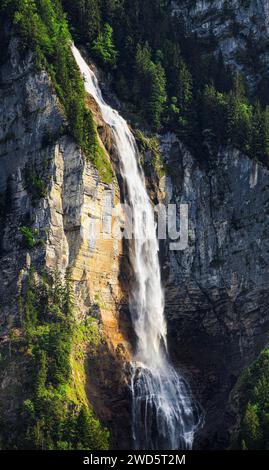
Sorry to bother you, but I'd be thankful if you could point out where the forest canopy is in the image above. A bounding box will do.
[1,0,269,165]
[61,0,269,165]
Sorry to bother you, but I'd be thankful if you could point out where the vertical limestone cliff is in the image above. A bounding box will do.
[0,33,131,448]
[158,133,269,448]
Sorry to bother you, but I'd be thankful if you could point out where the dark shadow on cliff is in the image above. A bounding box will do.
[85,337,133,450]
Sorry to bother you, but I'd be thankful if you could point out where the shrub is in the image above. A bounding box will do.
[19,226,36,249]
[238,349,269,449]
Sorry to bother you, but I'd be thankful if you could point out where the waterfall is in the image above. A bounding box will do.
[72,45,199,450]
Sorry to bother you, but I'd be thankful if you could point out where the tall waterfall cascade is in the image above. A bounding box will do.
[72,44,199,450]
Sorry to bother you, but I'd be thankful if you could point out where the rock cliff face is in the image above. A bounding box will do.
[0,32,131,448]
[160,134,269,448]
[172,0,269,89]
[0,33,127,347]
[2,14,269,450]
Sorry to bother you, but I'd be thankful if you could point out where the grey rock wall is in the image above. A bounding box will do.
[172,0,269,89]
[160,133,269,447]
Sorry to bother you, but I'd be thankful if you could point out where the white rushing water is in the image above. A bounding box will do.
[72,44,199,450]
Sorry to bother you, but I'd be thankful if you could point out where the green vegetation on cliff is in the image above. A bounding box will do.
[0,268,109,450]
[3,1,268,168]
[92,22,117,67]
[0,0,113,184]
[134,130,165,179]
[237,349,269,449]
[62,0,269,165]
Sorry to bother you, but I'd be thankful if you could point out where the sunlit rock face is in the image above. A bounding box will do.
[0,29,130,448]
[0,31,127,348]
[158,133,269,448]
[172,0,269,90]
